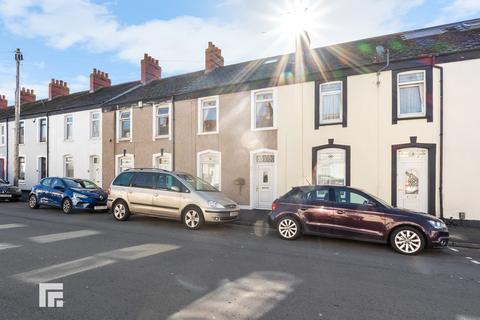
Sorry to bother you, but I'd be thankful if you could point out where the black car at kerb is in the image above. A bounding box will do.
[269,185,449,255]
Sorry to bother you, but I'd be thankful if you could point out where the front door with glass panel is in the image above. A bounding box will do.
[254,153,275,209]
[397,148,428,213]
[90,156,101,185]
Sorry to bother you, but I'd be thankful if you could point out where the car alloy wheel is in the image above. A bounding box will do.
[113,202,128,221]
[29,195,39,209]
[184,209,203,230]
[62,198,73,214]
[278,217,300,240]
[392,228,424,255]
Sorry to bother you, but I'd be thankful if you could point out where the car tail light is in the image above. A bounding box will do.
[272,199,278,211]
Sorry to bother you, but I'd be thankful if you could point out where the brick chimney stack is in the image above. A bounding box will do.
[20,88,36,104]
[0,95,7,109]
[141,53,161,84]
[90,68,111,92]
[49,79,70,100]
[205,42,224,72]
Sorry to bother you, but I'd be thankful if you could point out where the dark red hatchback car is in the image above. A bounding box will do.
[268,185,449,255]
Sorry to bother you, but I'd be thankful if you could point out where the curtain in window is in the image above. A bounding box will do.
[399,85,422,114]
[321,93,341,120]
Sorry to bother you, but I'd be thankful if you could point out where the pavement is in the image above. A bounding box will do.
[0,201,479,320]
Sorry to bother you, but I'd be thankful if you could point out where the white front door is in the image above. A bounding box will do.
[254,153,275,209]
[397,148,428,213]
[90,156,101,185]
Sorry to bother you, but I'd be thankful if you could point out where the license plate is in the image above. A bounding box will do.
[94,205,108,210]
[230,212,238,217]
[0,194,12,198]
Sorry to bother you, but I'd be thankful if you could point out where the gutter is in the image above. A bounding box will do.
[432,56,444,220]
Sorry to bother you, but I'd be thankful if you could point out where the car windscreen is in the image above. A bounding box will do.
[177,174,217,192]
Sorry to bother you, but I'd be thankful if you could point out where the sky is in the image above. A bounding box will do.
[0,0,479,103]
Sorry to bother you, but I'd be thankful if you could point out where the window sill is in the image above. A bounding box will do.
[154,135,170,140]
[89,137,101,141]
[316,121,344,128]
[118,138,131,142]
[396,115,427,121]
[64,139,74,143]
[197,131,219,136]
[251,127,277,132]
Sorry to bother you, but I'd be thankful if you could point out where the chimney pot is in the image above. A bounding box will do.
[49,78,70,100]
[205,41,224,72]
[90,68,111,92]
[141,53,161,84]
[20,87,36,104]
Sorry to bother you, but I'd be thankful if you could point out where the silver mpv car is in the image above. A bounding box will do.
[107,169,240,229]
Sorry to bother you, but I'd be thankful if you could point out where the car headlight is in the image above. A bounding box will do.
[73,193,88,199]
[428,220,446,229]
[208,201,225,209]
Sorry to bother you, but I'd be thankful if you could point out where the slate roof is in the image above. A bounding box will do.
[0,81,140,120]
[106,18,480,107]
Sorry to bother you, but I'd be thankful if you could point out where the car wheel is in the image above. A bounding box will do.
[62,198,73,214]
[390,226,425,255]
[183,207,204,230]
[112,200,130,221]
[28,194,40,209]
[277,216,301,240]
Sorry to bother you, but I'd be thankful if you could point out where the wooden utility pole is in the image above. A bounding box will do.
[13,48,23,186]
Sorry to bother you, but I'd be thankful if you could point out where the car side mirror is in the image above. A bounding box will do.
[367,201,376,207]
[170,186,181,192]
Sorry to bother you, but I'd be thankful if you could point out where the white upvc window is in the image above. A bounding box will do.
[38,117,47,143]
[64,115,73,141]
[90,111,100,139]
[64,155,74,177]
[153,104,171,139]
[198,96,219,134]
[118,110,132,140]
[319,81,343,124]
[397,70,426,118]
[152,153,172,171]
[19,121,25,145]
[18,156,25,182]
[251,89,276,130]
[0,124,5,146]
[116,154,134,175]
[197,150,221,190]
[316,148,346,186]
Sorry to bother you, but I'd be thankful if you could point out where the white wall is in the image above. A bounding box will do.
[441,59,480,221]
[48,108,102,185]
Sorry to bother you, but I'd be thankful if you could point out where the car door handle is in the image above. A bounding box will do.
[336,210,345,214]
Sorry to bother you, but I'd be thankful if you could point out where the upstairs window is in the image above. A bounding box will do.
[19,121,25,144]
[119,110,131,140]
[0,124,5,146]
[319,81,343,124]
[39,118,47,142]
[155,105,170,138]
[90,111,100,139]
[252,90,275,129]
[397,70,425,118]
[64,115,73,141]
[198,97,218,134]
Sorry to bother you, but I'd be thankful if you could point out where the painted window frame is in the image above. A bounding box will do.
[19,120,25,145]
[397,70,426,119]
[152,103,172,140]
[64,114,73,141]
[197,150,222,190]
[0,123,5,146]
[38,117,47,143]
[152,152,172,171]
[64,154,74,178]
[392,67,433,124]
[197,96,219,135]
[89,111,101,140]
[117,109,133,142]
[115,154,135,175]
[314,77,348,129]
[318,81,343,125]
[312,142,351,186]
[251,88,277,131]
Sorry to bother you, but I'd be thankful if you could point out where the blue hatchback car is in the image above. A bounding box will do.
[29,177,108,214]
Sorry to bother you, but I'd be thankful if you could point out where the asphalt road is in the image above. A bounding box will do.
[0,202,479,320]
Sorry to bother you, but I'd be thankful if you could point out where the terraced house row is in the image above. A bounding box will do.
[1,19,480,223]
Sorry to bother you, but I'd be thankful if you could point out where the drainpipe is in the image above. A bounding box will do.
[46,112,50,177]
[5,117,9,182]
[432,56,444,220]
[171,95,176,171]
